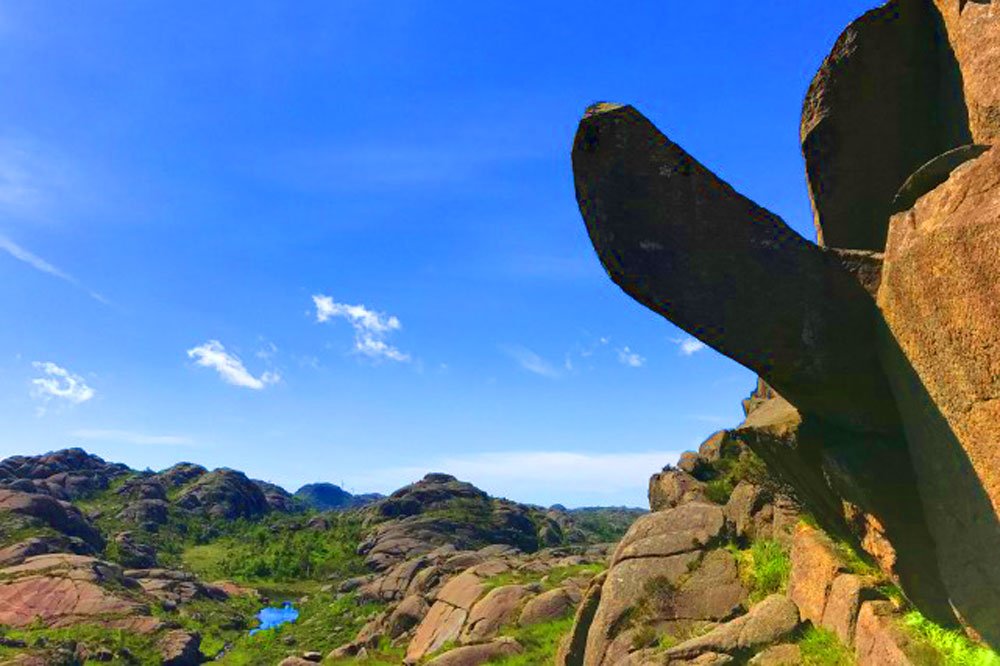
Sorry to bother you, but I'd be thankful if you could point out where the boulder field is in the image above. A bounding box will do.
[573,0,1000,646]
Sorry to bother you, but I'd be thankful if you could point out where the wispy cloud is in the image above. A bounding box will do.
[313,295,410,363]
[187,340,280,390]
[502,345,560,379]
[31,362,95,409]
[617,346,645,368]
[353,450,683,507]
[0,234,108,304]
[673,336,707,356]
[72,429,194,446]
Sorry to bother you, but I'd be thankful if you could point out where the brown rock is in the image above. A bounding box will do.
[748,643,802,665]
[665,594,799,659]
[556,572,604,666]
[436,570,486,610]
[821,574,874,645]
[406,602,468,663]
[853,601,925,666]
[572,102,899,434]
[425,637,523,666]
[800,0,970,250]
[612,503,725,564]
[157,630,201,666]
[461,585,533,643]
[519,587,576,626]
[878,144,1000,643]
[787,524,843,625]
[649,469,706,512]
[387,594,429,638]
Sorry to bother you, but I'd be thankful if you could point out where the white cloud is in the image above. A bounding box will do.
[72,429,194,446]
[673,336,707,356]
[501,345,560,379]
[30,362,95,406]
[617,346,645,368]
[187,340,280,390]
[353,450,683,508]
[0,234,108,304]
[312,295,410,362]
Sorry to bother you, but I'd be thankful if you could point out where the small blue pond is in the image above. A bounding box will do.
[249,602,299,635]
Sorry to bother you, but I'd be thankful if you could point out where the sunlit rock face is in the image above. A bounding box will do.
[572,0,1000,646]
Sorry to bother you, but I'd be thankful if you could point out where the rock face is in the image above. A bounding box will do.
[295,482,368,510]
[0,448,130,501]
[175,469,271,520]
[572,0,1000,645]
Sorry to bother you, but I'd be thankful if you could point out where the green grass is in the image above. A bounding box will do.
[903,611,1000,666]
[0,623,161,665]
[483,563,605,592]
[734,540,791,604]
[798,626,855,666]
[216,591,385,665]
[488,616,576,665]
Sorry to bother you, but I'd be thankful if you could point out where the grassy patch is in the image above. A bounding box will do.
[903,611,1000,666]
[733,540,791,604]
[798,626,855,666]
[483,563,605,592]
[489,616,576,665]
[0,623,161,664]
[216,591,385,665]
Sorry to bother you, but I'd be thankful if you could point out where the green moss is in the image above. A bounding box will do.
[704,479,735,504]
[798,626,855,666]
[903,611,1000,666]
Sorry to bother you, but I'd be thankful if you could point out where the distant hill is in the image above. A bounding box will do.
[294,482,382,511]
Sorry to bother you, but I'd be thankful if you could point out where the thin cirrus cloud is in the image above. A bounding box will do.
[0,234,109,305]
[30,361,95,406]
[312,295,411,363]
[501,345,560,379]
[72,429,194,446]
[674,336,707,356]
[187,340,280,390]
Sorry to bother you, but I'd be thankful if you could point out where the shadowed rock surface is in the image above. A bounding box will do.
[572,0,1000,646]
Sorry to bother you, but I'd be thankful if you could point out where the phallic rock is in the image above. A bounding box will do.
[157,630,201,666]
[665,594,799,660]
[572,102,899,434]
[556,571,604,666]
[425,637,523,666]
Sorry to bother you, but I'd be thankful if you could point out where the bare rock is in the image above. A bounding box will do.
[425,637,523,666]
[649,469,706,512]
[748,643,802,665]
[157,630,200,666]
[461,584,533,643]
[665,594,799,659]
[519,587,577,626]
[787,524,843,626]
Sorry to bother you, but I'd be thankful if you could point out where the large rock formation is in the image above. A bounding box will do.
[572,0,1000,646]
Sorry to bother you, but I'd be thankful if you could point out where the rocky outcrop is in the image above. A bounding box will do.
[572,0,1000,644]
[0,489,103,551]
[295,482,379,511]
[175,469,271,520]
[0,449,130,501]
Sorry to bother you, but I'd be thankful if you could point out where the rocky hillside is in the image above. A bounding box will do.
[0,448,641,665]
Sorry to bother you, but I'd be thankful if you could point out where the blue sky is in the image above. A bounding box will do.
[0,1,876,508]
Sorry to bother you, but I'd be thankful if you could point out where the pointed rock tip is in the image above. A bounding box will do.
[583,102,630,118]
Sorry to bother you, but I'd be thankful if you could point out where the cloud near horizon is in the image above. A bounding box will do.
[30,361,95,407]
[187,340,280,390]
[313,295,410,362]
[351,449,682,508]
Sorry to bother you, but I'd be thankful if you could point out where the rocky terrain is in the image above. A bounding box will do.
[0,448,641,665]
[573,0,1000,656]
